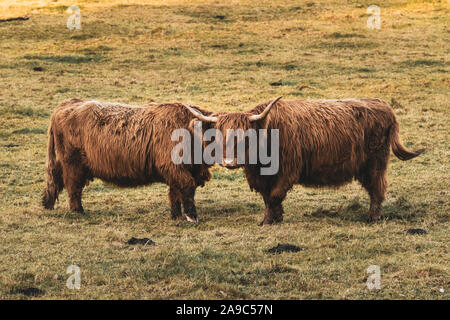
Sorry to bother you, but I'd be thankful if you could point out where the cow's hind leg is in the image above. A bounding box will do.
[169,187,182,219]
[62,161,87,213]
[358,165,388,222]
[358,133,391,222]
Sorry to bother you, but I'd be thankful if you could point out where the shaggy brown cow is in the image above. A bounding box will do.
[42,98,213,222]
[186,97,424,225]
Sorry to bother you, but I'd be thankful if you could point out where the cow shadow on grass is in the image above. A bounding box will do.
[200,201,262,217]
[53,204,164,225]
[50,196,426,226]
[304,196,427,223]
[53,201,249,226]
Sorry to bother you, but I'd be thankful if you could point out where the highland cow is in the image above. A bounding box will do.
[42,98,213,222]
[185,97,424,225]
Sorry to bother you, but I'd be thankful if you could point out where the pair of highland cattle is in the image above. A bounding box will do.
[42,97,423,225]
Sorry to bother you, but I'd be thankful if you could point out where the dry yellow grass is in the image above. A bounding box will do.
[0,0,448,299]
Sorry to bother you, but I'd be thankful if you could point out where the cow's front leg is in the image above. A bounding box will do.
[165,169,199,223]
[168,187,182,219]
[258,181,289,225]
[259,198,284,225]
[178,173,198,223]
[271,200,284,223]
[181,187,198,223]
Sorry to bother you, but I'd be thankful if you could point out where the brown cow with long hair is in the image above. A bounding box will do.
[185,97,424,225]
[42,98,213,222]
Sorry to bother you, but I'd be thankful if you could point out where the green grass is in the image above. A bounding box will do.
[0,0,448,300]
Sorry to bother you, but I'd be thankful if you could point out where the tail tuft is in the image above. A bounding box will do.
[390,122,425,161]
[42,126,64,209]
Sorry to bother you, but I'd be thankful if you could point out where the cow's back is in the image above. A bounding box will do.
[50,99,196,187]
[250,98,396,187]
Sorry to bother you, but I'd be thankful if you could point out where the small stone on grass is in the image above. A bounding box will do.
[267,243,302,254]
[126,237,156,245]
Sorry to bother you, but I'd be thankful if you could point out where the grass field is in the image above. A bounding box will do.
[0,0,448,299]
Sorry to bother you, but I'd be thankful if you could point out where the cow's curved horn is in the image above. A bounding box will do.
[248,96,282,122]
[183,105,217,122]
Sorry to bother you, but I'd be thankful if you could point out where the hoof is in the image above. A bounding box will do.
[185,214,198,223]
[258,218,282,226]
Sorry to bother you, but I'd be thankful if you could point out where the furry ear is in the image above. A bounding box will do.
[188,118,196,133]
[189,119,214,133]
[188,119,214,147]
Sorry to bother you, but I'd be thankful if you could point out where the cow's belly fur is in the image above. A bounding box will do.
[298,163,359,187]
[297,148,367,188]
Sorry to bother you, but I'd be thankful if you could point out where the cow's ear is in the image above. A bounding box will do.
[188,119,213,141]
[253,114,271,130]
[188,119,216,151]
[188,119,212,133]
[188,118,199,136]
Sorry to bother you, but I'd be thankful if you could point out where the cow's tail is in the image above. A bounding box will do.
[42,124,64,209]
[389,121,425,161]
